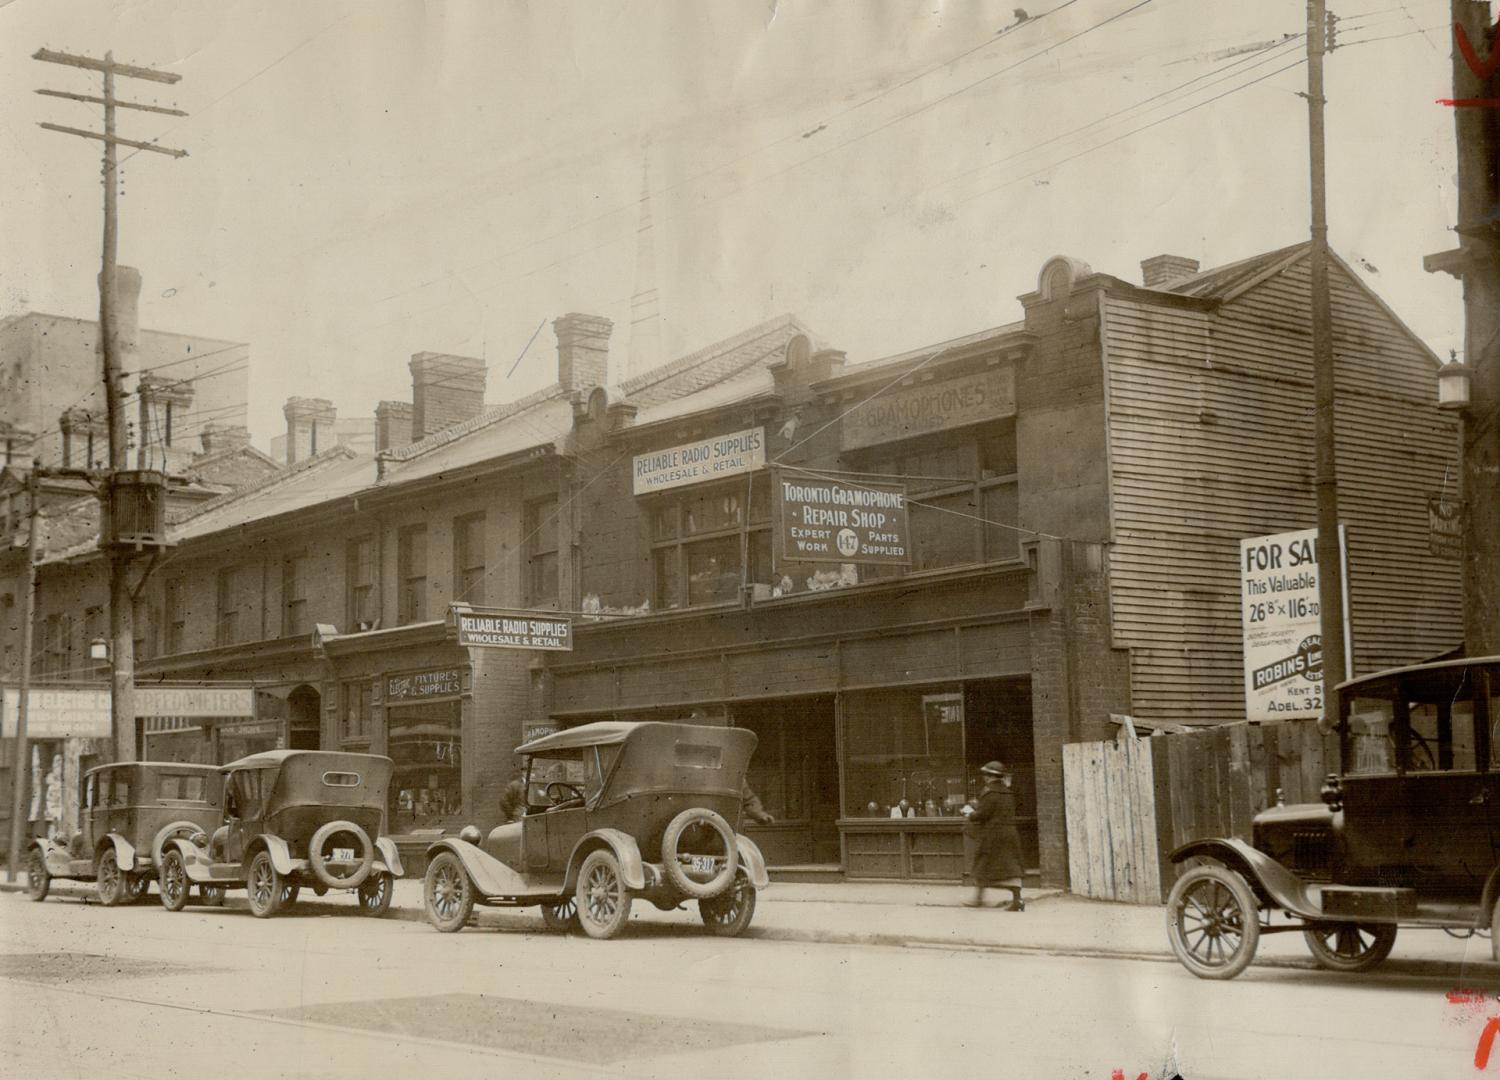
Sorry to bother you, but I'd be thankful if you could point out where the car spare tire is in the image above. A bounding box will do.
[660,807,738,899]
[308,820,374,890]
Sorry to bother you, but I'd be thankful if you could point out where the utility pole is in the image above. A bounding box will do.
[6,471,41,883]
[34,49,186,761]
[1425,2,1500,657]
[1305,0,1350,696]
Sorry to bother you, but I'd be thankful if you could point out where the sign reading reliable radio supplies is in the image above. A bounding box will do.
[1240,527,1345,722]
[776,473,910,565]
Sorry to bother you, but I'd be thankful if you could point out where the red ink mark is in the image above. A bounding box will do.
[1437,98,1500,108]
[1456,17,1500,82]
[1476,1017,1500,1070]
[1109,1072,1148,1080]
[1451,989,1492,1006]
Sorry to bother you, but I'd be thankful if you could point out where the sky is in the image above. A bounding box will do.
[0,0,1472,450]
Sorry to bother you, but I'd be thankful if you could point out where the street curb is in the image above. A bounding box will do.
[13,879,1491,979]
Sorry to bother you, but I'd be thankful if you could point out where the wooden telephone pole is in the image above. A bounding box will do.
[1425,3,1500,657]
[5,472,41,883]
[34,49,186,762]
[1306,0,1351,694]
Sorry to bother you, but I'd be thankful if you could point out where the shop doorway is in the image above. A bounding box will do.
[732,696,839,867]
[287,685,321,750]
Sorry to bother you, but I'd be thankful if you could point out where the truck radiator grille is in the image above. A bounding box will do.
[1293,831,1331,876]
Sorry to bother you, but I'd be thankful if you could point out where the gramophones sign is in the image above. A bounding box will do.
[775,470,910,565]
[454,607,574,651]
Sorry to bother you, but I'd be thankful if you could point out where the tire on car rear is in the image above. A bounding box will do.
[27,848,50,902]
[95,848,126,907]
[159,849,191,912]
[698,868,757,937]
[575,848,633,940]
[659,808,738,900]
[246,849,285,918]
[424,851,475,932]
[307,820,374,891]
[358,872,395,917]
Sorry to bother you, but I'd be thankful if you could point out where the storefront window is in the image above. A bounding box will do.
[843,686,968,818]
[387,700,462,830]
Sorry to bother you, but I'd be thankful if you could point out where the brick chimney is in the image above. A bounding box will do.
[554,314,613,395]
[1141,254,1201,289]
[409,353,486,440]
[283,397,336,464]
[198,422,251,455]
[375,400,415,451]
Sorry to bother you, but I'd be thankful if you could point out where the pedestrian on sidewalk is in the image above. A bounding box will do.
[962,761,1025,911]
[742,782,776,826]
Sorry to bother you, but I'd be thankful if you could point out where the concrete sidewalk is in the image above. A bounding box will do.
[7,875,1499,978]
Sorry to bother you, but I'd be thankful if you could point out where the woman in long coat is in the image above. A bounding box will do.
[963,761,1025,911]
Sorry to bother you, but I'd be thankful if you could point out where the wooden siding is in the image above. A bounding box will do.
[1104,256,1461,727]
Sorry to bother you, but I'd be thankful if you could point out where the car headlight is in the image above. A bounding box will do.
[458,825,481,844]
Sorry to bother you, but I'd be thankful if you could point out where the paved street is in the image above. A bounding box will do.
[3,887,1498,1080]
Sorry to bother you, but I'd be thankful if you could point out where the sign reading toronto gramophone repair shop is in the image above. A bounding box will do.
[775,471,911,565]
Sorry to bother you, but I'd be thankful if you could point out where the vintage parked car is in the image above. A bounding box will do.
[1165,655,1500,979]
[422,721,769,939]
[156,750,404,918]
[27,761,225,907]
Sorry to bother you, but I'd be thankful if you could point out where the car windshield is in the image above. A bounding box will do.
[1344,663,1490,775]
[525,745,619,808]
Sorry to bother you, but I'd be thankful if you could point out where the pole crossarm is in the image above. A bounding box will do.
[33,48,181,84]
[37,121,187,158]
[36,88,187,117]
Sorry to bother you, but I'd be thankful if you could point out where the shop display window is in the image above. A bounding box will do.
[387,700,463,830]
[843,686,968,818]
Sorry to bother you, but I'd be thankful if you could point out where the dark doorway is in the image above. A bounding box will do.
[732,696,839,867]
[963,678,1037,870]
[287,684,322,750]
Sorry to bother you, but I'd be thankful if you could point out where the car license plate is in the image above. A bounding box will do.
[690,855,716,874]
[333,847,355,862]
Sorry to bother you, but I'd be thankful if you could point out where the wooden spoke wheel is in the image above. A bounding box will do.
[26,849,50,902]
[575,849,632,940]
[95,851,126,908]
[246,851,285,919]
[1303,922,1397,972]
[541,897,580,933]
[357,872,394,917]
[1165,864,1260,980]
[424,852,474,933]
[159,850,191,912]
[698,870,757,937]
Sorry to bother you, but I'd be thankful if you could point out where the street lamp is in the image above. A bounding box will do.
[1438,350,1472,412]
[89,637,109,662]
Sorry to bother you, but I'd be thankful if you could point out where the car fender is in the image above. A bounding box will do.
[248,834,298,877]
[100,833,138,874]
[425,838,532,899]
[735,834,770,890]
[375,837,405,879]
[1169,837,1322,920]
[160,836,218,883]
[566,829,647,894]
[31,838,76,878]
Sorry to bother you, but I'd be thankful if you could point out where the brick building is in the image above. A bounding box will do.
[0,243,1460,885]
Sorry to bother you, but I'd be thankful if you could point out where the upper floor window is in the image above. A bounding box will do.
[347,536,376,631]
[282,553,310,637]
[650,480,769,610]
[397,524,428,625]
[524,497,558,608]
[215,566,241,647]
[454,512,486,606]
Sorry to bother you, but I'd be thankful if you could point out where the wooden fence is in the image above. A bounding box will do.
[1063,718,1339,904]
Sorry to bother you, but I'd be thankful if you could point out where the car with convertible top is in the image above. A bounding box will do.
[423,720,769,939]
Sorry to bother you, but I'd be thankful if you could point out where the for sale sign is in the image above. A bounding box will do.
[1240,528,1328,722]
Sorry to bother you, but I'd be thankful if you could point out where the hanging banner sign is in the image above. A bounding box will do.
[775,473,911,565]
[632,427,765,495]
[1240,527,1346,722]
[455,610,574,651]
[0,687,111,738]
